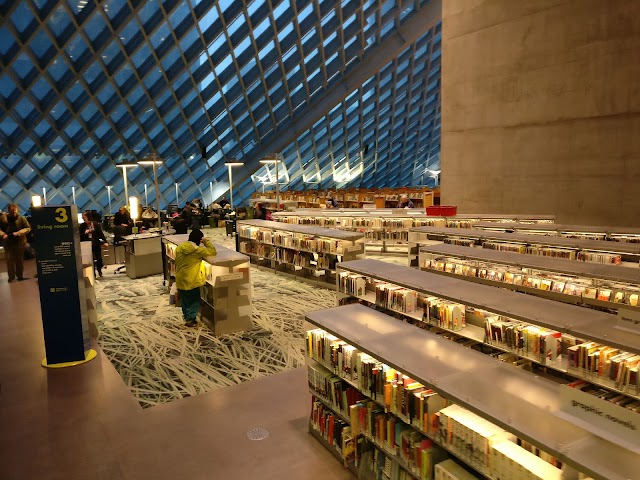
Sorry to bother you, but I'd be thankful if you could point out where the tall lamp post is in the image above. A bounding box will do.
[225,161,244,210]
[116,162,137,210]
[259,155,281,209]
[138,155,163,229]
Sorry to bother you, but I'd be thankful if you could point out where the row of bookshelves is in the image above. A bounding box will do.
[235,220,365,285]
[162,235,253,335]
[339,277,640,402]
[472,222,640,243]
[308,362,489,480]
[271,212,556,254]
[407,227,640,266]
[305,304,636,480]
[253,187,437,210]
[419,245,640,313]
[337,259,640,357]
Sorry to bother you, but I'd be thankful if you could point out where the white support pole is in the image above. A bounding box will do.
[209,181,214,205]
[144,184,148,206]
[107,186,112,213]
[175,183,179,206]
[275,158,280,209]
[153,162,161,229]
[228,165,234,210]
[72,186,76,204]
[123,169,129,206]
[42,187,47,205]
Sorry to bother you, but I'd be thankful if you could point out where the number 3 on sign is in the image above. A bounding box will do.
[55,208,68,223]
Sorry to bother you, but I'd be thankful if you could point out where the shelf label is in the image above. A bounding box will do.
[616,308,640,334]
[345,245,362,253]
[219,272,244,283]
[558,385,640,451]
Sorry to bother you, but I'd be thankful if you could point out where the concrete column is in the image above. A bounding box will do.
[441,0,640,225]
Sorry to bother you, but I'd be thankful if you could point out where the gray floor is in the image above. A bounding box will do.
[0,229,405,479]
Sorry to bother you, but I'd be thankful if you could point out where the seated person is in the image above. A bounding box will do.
[113,206,132,234]
[171,214,189,234]
[398,194,415,209]
[325,196,339,209]
[141,206,158,229]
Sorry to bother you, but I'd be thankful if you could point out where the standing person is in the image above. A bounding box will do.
[174,229,216,327]
[218,197,229,209]
[0,204,32,282]
[79,211,108,277]
[398,194,415,208]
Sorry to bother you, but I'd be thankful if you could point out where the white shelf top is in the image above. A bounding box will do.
[272,210,555,221]
[161,234,248,264]
[237,219,365,241]
[305,304,638,480]
[338,259,640,354]
[122,233,162,241]
[474,222,640,235]
[420,244,640,285]
[409,226,640,255]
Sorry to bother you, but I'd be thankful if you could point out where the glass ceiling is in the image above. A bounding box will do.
[0,0,441,213]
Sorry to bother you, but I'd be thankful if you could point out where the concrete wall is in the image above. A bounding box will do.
[441,0,640,226]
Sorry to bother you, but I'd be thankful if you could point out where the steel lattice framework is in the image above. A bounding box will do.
[0,0,440,212]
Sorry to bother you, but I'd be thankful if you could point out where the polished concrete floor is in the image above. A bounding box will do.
[0,258,354,480]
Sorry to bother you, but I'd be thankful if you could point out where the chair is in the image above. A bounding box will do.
[112,225,128,274]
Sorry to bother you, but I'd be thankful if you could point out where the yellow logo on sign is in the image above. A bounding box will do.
[54,208,68,223]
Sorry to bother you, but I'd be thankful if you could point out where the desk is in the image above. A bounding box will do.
[123,233,163,279]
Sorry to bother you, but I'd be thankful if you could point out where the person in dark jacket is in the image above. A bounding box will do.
[253,202,266,220]
[0,204,31,282]
[113,206,131,232]
[80,211,108,277]
[398,194,415,208]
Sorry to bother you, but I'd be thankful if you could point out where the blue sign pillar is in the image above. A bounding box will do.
[31,205,96,367]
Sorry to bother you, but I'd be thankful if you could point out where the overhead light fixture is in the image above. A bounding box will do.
[31,195,42,207]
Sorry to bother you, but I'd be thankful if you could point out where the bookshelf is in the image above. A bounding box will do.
[419,244,640,313]
[472,222,640,243]
[252,187,438,210]
[272,212,555,254]
[306,303,638,480]
[236,219,365,287]
[162,234,252,335]
[408,227,640,268]
[337,259,640,356]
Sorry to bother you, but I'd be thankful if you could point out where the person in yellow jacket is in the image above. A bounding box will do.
[175,229,216,327]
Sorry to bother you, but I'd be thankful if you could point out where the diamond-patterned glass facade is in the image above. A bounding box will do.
[0,0,441,213]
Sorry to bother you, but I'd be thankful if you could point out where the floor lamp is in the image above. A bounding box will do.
[225,161,244,210]
[116,163,137,210]
[138,156,163,229]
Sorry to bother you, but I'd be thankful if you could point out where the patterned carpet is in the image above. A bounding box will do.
[94,228,404,408]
